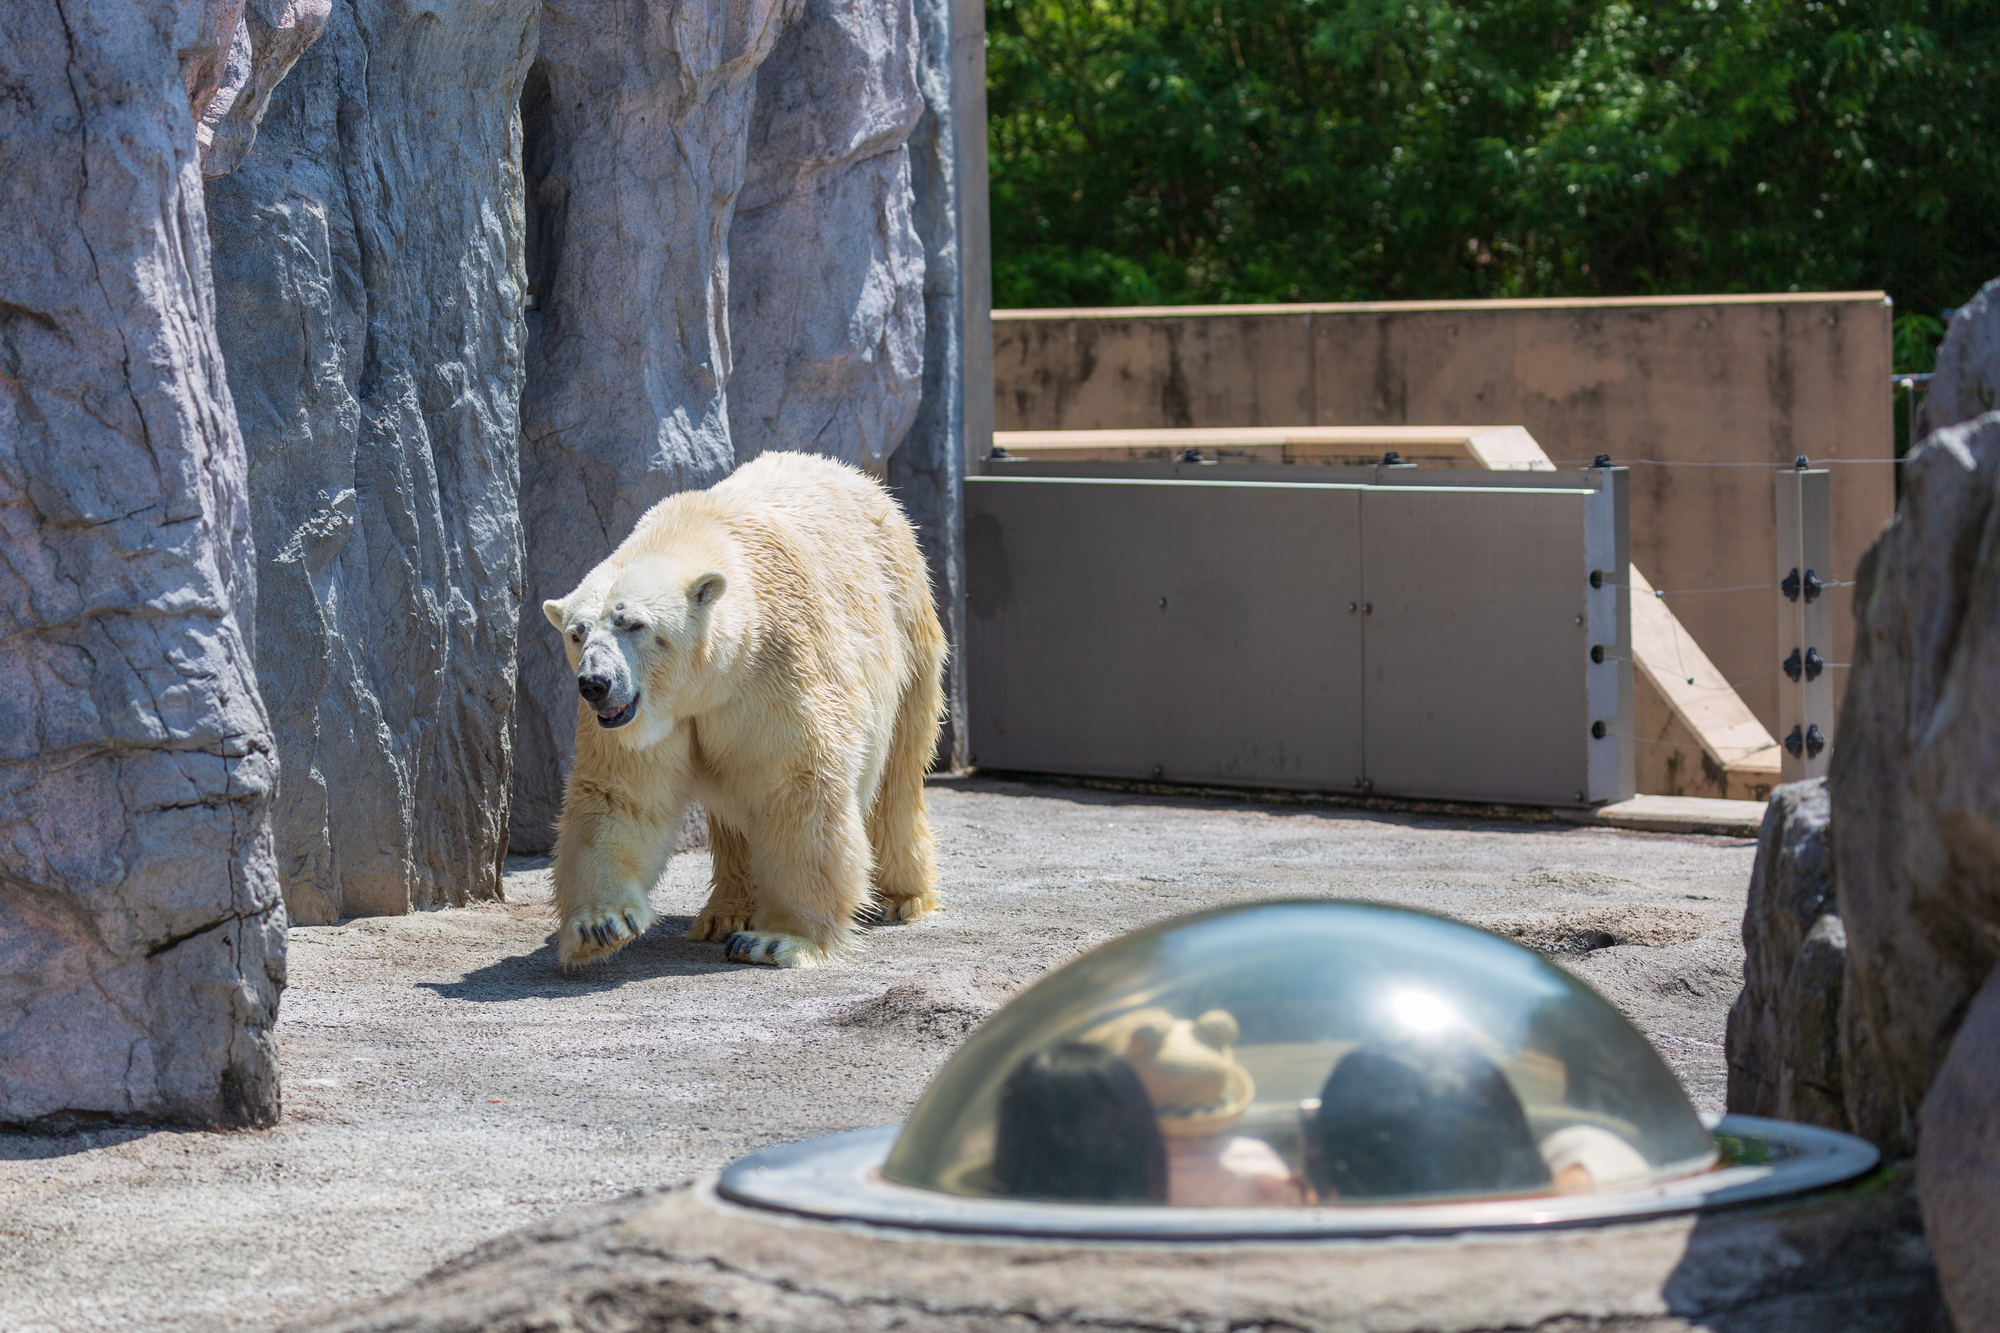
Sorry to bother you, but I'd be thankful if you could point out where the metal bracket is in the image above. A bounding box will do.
[1804,647,1824,681]
[1784,725,1804,758]
[1803,570,1823,603]
[1805,724,1826,758]
[1782,567,1800,602]
[1783,648,1802,682]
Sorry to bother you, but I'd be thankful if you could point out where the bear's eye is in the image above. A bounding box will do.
[623,621,646,634]
[568,629,583,644]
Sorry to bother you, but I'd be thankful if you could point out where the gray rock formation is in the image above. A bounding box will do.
[1724,780,1850,1129]
[1,0,286,1125]
[1831,409,2000,1153]
[206,0,537,923]
[1832,289,2000,1325]
[195,0,334,178]
[1919,964,2000,1331]
[510,0,805,850]
[889,0,989,768]
[725,0,928,476]
[1922,278,2000,434]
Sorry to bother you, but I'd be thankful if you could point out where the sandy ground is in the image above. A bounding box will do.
[0,777,1757,1333]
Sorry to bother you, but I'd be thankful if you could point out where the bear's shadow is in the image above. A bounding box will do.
[418,915,735,1001]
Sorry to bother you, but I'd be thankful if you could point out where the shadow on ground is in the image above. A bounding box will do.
[418,915,733,1001]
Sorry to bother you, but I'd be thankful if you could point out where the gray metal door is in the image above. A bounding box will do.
[967,478,1365,788]
[1358,486,1594,804]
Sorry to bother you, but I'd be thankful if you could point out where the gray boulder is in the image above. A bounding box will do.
[510,0,805,850]
[1919,964,2000,1331]
[206,0,537,922]
[1,0,285,1125]
[726,0,928,476]
[1922,279,2000,434]
[1724,780,1850,1130]
[1830,409,2000,1154]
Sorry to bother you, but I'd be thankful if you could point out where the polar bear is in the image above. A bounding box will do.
[541,452,946,969]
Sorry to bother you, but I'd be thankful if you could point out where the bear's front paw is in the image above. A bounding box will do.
[722,930,826,969]
[558,901,658,969]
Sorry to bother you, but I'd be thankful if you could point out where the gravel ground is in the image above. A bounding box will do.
[0,777,1757,1333]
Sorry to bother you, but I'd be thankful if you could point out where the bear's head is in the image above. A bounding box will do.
[543,552,731,748]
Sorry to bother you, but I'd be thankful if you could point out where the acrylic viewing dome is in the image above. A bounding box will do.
[883,899,1715,1205]
[718,900,1880,1240]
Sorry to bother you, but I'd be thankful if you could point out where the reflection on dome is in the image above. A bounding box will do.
[883,900,1718,1207]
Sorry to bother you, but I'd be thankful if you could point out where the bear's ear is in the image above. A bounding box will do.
[689,571,726,607]
[542,599,567,631]
[1193,1010,1238,1050]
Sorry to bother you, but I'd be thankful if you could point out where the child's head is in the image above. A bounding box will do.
[1309,1038,1551,1201]
[991,1042,1168,1203]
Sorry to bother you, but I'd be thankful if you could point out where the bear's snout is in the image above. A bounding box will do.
[578,673,614,707]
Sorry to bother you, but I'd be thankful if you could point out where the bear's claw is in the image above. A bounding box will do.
[559,901,658,968]
[722,930,823,969]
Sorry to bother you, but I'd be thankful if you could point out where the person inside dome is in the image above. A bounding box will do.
[990,1042,1168,1203]
[1307,1038,1553,1202]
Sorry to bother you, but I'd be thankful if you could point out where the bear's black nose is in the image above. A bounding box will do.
[578,674,611,706]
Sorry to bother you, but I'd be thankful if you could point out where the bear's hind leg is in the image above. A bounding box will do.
[868,652,944,924]
[688,813,757,942]
[722,788,871,969]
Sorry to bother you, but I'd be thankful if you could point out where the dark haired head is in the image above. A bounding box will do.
[1310,1039,1551,1201]
[991,1042,1168,1203]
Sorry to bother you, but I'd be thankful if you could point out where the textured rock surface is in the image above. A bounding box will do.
[194,0,333,178]
[1922,278,2000,434]
[1724,779,1851,1128]
[887,0,988,768]
[205,0,536,923]
[0,0,284,1124]
[510,0,804,850]
[1919,964,2000,1332]
[1830,409,2000,1153]
[725,0,927,475]
[301,1172,1945,1333]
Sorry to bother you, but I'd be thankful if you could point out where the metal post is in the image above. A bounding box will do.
[1775,463,1834,782]
[1584,464,1634,803]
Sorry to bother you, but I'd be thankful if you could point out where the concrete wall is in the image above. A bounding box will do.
[992,296,1896,739]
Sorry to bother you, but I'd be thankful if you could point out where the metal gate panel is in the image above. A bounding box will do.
[967,478,1364,788]
[1358,485,1599,805]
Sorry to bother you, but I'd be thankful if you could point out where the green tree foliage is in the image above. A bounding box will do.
[987,0,2000,369]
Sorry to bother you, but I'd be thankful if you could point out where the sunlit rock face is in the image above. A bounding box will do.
[726,0,928,478]
[206,0,538,923]
[0,0,286,1125]
[1830,283,2000,1329]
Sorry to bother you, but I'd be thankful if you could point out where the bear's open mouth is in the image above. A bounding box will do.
[596,697,638,729]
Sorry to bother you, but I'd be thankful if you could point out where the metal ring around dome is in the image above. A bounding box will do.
[715,1114,1880,1241]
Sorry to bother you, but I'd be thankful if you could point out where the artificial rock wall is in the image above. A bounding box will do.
[1727,278,2000,1329]
[206,0,538,924]
[0,0,302,1126]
